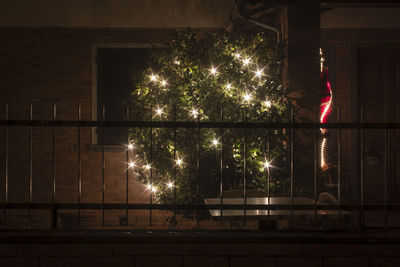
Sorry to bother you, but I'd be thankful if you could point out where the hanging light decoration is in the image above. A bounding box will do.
[320,48,333,169]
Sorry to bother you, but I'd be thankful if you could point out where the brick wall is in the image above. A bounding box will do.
[0,234,400,267]
[0,28,206,229]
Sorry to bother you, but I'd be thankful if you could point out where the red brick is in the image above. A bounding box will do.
[136,256,181,267]
[277,257,322,267]
[231,256,276,267]
[370,257,400,267]
[183,257,229,267]
[0,257,39,267]
[324,257,369,267]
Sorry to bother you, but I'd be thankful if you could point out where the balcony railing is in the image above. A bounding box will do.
[0,103,399,232]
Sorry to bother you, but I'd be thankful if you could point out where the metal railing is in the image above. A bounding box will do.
[0,103,399,231]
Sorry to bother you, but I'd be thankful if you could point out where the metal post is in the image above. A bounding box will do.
[243,106,247,225]
[126,106,129,225]
[4,104,8,226]
[314,107,318,224]
[173,104,176,228]
[29,104,33,226]
[360,106,364,231]
[77,104,81,227]
[337,107,342,220]
[267,112,271,226]
[52,104,57,230]
[219,105,224,226]
[196,113,200,229]
[384,103,388,229]
[290,105,294,221]
[102,104,105,227]
[150,105,153,227]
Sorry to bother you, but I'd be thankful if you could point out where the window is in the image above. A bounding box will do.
[95,46,152,145]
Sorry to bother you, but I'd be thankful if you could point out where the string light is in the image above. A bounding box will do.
[151,186,157,193]
[321,137,327,168]
[254,68,263,79]
[320,48,325,72]
[265,100,272,108]
[243,93,252,103]
[167,181,174,189]
[150,74,158,82]
[128,161,136,168]
[144,164,151,170]
[155,106,164,117]
[146,183,152,190]
[226,83,232,90]
[127,143,134,150]
[160,80,167,87]
[176,157,183,167]
[319,48,333,169]
[262,160,271,169]
[191,108,198,118]
[242,57,251,66]
[210,66,218,76]
[234,52,241,59]
[320,81,333,125]
[212,138,219,147]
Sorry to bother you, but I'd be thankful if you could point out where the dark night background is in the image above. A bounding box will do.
[0,0,400,266]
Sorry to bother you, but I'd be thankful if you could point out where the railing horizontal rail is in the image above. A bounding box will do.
[3,203,400,211]
[1,120,400,129]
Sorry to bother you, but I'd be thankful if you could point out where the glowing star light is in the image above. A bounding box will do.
[212,138,219,147]
[160,80,167,87]
[128,161,136,168]
[167,181,174,189]
[144,164,151,170]
[191,108,198,118]
[234,52,241,59]
[226,83,232,90]
[243,93,252,103]
[176,158,183,167]
[242,57,251,66]
[262,160,271,169]
[146,184,152,190]
[155,106,164,117]
[254,68,263,78]
[265,100,272,108]
[127,143,134,150]
[151,187,157,193]
[210,66,218,76]
[149,74,158,82]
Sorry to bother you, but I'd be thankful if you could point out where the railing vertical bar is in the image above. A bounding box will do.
[219,105,224,226]
[150,105,153,227]
[243,106,247,225]
[173,104,176,228]
[314,107,318,224]
[126,106,129,225]
[267,112,270,226]
[77,104,81,227]
[290,105,294,222]
[360,105,364,231]
[4,104,8,226]
[52,104,56,230]
[384,103,388,229]
[337,106,342,219]
[29,104,33,226]
[196,113,200,229]
[101,104,105,227]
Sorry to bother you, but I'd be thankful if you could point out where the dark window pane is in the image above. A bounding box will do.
[97,47,151,145]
